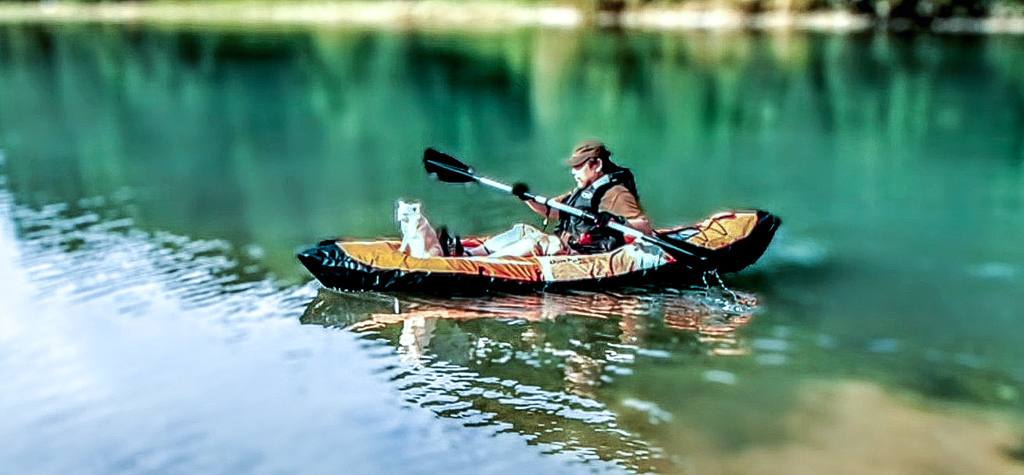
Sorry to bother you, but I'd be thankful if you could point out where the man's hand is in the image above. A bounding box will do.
[595,211,625,227]
[511,183,530,201]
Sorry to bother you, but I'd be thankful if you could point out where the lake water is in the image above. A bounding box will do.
[1,25,1023,474]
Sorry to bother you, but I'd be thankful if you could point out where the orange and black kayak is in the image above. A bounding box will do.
[297,210,780,293]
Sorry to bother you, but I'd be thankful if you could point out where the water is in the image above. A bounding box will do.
[1,25,1023,473]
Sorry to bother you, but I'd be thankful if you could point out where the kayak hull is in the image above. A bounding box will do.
[297,210,780,293]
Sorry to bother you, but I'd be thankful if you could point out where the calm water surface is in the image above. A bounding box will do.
[1,25,1023,474]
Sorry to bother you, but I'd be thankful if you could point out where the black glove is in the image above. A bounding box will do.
[595,211,625,227]
[511,182,530,201]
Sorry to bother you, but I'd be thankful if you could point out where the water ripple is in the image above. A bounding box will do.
[0,187,606,475]
[300,281,758,473]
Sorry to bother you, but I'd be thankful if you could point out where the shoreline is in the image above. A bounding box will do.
[0,1,1022,34]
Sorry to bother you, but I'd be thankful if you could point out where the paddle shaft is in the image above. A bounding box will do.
[424,158,704,260]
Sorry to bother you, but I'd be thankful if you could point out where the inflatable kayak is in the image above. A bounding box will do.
[297,210,780,293]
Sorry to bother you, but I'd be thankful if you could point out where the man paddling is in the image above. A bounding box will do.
[456,140,652,256]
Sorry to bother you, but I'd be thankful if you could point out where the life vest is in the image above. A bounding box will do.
[555,168,638,253]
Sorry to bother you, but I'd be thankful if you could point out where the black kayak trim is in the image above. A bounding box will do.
[297,210,781,293]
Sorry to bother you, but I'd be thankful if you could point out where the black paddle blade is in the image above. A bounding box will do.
[424,148,475,183]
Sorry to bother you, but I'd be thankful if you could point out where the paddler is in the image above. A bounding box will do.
[453,140,652,257]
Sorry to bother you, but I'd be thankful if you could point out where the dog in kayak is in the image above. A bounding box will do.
[396,200,443,258]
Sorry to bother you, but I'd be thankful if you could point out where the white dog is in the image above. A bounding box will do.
[396,200,443,258]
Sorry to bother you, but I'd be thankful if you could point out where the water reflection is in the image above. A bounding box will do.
[301,287,756,359]
[301,286,756,471]
[2,26,1023,286]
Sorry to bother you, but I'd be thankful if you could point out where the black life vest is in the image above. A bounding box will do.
[555,168,638,253]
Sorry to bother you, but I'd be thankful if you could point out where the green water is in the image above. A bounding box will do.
[1,25,1023,474]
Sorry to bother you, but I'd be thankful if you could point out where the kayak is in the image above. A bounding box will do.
[297,210,780,293]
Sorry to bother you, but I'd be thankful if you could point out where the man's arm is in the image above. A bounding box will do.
[600,186,653,235]
[524,191,569,220]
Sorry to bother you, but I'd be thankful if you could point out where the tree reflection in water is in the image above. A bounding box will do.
[300,286,756,472]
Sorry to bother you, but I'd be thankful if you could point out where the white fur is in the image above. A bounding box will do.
[396,200,443,258]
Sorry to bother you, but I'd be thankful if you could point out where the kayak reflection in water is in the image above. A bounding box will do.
[452,140,653,258]
[303,288,756,355]
[301,287,755,394]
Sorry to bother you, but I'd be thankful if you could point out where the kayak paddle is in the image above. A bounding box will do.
[423,148,708,263]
